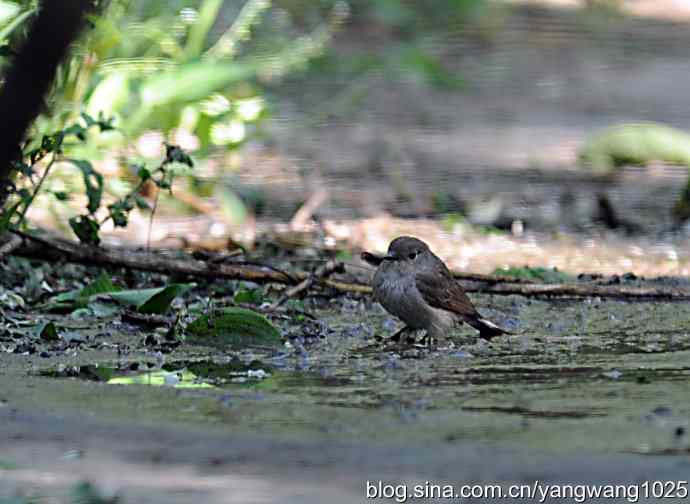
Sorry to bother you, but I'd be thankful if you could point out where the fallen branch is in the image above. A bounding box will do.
[469,281,690,299]
[9,232,690,300]
[12,231,295,285]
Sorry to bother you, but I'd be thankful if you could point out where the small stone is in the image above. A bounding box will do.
[652,406,672,416]
[603,369,622,380]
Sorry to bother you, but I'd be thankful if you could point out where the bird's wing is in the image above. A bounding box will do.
[415,265,479,318]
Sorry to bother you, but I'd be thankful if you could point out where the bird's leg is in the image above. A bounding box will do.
[419,331,438,347]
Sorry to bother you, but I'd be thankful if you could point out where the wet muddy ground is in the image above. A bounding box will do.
[3,268,690,502]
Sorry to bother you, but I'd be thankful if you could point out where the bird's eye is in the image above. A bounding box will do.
[408,252,418,260]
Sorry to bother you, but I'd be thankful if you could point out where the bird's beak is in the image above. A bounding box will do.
[383,254,398,261]
[360,251,383,266]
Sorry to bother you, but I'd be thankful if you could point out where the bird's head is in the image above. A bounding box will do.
[377,236,438,274]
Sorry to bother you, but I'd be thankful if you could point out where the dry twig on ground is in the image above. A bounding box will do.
[269,260,345,310]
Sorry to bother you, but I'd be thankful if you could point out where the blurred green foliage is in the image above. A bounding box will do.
[493,265,572,283]
[0,0,347,156]
[0,0,347,234]
[0,0,506,237]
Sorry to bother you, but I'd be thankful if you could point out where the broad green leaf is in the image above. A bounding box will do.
[0,2,20,25]
[140,61,255,107]
[0,7,34,42]
[138,283,193,314]
[107,283,193,314]
[86,72,130,118]
[186,307,282,349]
[80,271,119,299]
[35,321,60,341]
[46,271,119,311]
[107,287,166,306]
[184,0,223,59]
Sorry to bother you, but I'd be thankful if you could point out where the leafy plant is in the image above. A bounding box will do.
[0,112,114,235]
[46,270,193,315]
[0,111,194,246]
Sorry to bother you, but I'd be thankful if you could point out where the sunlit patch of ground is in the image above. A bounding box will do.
[505,0,690,21]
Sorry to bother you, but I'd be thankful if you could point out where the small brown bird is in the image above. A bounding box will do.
[362,236,509,342]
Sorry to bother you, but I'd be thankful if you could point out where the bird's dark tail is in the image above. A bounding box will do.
[467,316,510,340]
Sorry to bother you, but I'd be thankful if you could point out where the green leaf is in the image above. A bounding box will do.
[80,271,118,299]
[186,307,282,349]
[35,321,60,341]
[138,283,193,314]
[233,288,263,305]
[135,165,150,182]
[107,199,134,228]
[164,143,193,167]
[184,0,223,59]
[63,123,87,141]
[0,2,21,26]
[0,7,35,42]
[0,199,21,232]
[107,283,193,314]
[41,132,64,153]
[400,47,464,90]
[69,215,101,245]
[216,186,247,225]
[46,271,119,311]
[134,195,150,210]
[140,61,255,107]
[69,159,104,214]
[107,287,166,306]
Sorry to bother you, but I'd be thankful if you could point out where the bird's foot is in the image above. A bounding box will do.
[418,332,441,348]
[388,326,414,344]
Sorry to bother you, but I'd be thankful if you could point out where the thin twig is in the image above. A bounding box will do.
[15,153,57,227]
[146,184,161,252]
[269,259,345,310]
[289,189,328,230]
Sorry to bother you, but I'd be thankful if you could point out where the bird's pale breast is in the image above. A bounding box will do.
[373,269,457,336]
